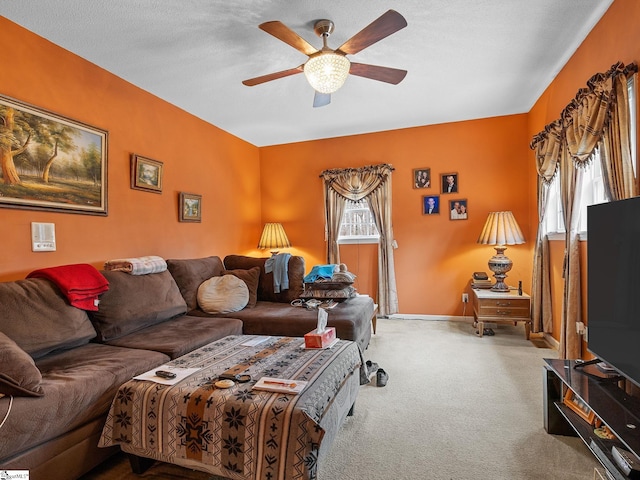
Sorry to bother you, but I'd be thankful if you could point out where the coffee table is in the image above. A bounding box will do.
[99,335,362,480]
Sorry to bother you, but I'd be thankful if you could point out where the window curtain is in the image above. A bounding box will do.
[320,164,399,316]
[558,147,583,359]
[600,65,638,200]
[530,121,562,334]
[530,61,637,359]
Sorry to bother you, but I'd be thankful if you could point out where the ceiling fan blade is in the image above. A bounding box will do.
[242,65,304,86]
[349,63,407,84]
[336,10,407,56]
[313,91,331,108]
[259,21,318,56]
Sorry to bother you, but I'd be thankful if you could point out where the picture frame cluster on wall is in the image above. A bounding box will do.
[130,153,202,223]
[416,169,467,220]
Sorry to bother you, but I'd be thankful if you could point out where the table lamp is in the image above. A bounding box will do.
[257,223,291,256]
[477,211,525,292]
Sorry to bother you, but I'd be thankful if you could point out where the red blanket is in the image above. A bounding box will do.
[27,263,109,311]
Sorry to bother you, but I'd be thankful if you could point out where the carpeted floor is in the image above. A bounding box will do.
[81,319,599,480]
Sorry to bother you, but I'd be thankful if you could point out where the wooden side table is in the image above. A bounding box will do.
[471,288,531,338]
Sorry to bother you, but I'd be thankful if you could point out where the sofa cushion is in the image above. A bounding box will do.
[197,275,249,314]
[0,343,170,462]
[89,270,187,342]
[0,278,97,359]
[0,332,44,397]
[167,256,225,311]
[223,255,304,303]
[223,266,260,308]
[104,315,243,359]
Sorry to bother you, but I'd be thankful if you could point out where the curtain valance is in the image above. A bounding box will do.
[530,61,637,178]
[320,163,394,201]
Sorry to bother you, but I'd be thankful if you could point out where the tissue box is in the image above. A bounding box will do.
[304,327,336,349]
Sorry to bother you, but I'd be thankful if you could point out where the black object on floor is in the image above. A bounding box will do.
[360,360,380,384]
[476,328,495,336]
[376,368,388,387]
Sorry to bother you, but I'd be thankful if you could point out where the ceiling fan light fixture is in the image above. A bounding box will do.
[303,53,351,94]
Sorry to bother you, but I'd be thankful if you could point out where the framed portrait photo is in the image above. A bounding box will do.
[563,390,595,424]
[131,154,163,193]
[449,199,468,220]
[179,192,202,222]
[422,195,440,215]
[413,168,431,189]
[441,173,459,194]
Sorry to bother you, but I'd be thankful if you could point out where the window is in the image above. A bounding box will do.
[543,75,637,235]
[338,199,380,244]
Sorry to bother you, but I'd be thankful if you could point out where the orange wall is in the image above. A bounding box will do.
[528,0,640,343]
[0,18,261,282]
[3,2,638,323]
[260,115,533,315]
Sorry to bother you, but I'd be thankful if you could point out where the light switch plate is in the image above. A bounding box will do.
[31,222,56,252]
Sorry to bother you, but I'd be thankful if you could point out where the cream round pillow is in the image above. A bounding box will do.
[197,275,249,314]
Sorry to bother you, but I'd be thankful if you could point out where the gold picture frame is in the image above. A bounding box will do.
[441,172,458,194]
[423,195,440,215]
[131,154,163,193]
[413,168,431,189]
[563,389,596,424]
[0,93,108,215]
[449,199,468,220]
[179,192,201,222]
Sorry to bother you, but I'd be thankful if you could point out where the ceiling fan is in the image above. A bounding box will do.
[242,9,408,107]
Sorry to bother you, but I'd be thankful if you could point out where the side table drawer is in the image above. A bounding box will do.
[477,298,530,319]
[481,298,529,309]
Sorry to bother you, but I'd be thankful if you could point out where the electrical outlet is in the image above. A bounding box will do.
[462,293,469,303]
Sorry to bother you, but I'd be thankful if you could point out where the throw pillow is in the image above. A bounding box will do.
[223,266,260,308]
[0,332,44,397]
[166,256,225,311]
[197,275,249,314]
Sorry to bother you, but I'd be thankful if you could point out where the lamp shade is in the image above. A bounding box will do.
[477,211,525,246]
[257,223,291,251]
[303,52,351,94]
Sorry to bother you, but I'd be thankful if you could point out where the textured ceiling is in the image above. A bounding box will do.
[0,1,613,147]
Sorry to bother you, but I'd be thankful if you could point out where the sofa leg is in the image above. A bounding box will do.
[128,454,155,474]
[347,402,355,416]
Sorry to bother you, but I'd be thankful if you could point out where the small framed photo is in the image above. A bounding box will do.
[441,173,458,194]
[413,168,431,189]
[563,389,595,424]
[131,154,163,193]
[179,192,202,222]
[422,195,439,215]
[449,199,468,220]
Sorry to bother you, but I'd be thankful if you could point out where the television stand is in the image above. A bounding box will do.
[544,358,640,479]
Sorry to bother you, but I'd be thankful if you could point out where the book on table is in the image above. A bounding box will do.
[252,377,308,394]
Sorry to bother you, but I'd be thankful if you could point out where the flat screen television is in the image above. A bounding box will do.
[587,196,640,387]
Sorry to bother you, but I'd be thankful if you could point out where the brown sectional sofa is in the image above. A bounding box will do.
[0,255,375,479]
[168,255,374,352]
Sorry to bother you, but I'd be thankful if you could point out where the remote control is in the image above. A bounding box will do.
[155,370,176,379]
[612,446,640,479]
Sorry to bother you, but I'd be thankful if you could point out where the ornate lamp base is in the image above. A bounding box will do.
[488,246,512,292]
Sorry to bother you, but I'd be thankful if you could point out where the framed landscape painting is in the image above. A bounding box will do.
[179,192,202,222]
[0,94,108,215]
[131,154,163,193]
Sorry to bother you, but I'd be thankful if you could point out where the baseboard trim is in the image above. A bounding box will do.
[387,314,474,322]
[543,332,559,349]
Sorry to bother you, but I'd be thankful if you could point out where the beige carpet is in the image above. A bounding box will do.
[81,319,599,480]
